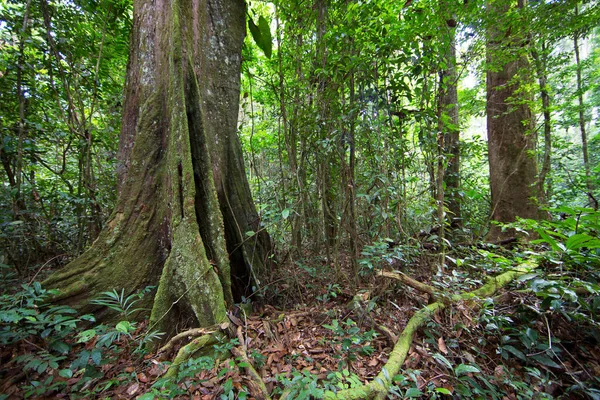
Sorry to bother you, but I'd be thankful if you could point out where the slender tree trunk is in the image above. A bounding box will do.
[14,0,33,216]
[486,0,540,241]
[45,0,271,337]
[439,7,460,228]
[348,71,359,281]
[573,18,597,210]
[276,7,302,254]
[531,42,551,205]
[315,0,337,252]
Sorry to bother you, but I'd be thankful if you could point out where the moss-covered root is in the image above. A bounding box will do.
[231,346,271,400]
[163,331,226,379]
[325,260,538,400]
[231,326,271,400]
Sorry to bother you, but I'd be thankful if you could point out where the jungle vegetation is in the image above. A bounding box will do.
[1,0,599,398]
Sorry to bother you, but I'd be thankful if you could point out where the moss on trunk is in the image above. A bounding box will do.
[44,0,271,335]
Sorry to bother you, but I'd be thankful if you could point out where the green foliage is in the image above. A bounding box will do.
[358,239,416,275]
[0,281,94,348]
[0,280,164,398]
[323,319,377,368]
[275,369,325,399]
[91,286,155,317]
[316,283,341,303]
[247,14,272,59]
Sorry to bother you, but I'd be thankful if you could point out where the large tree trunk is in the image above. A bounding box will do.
[44,0,271,336]
[485,0,540,241]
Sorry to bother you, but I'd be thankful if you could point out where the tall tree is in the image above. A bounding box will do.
[438,4,460,228]
[486,0,541,240]
[573,5,598,210]
[44,0,271,335]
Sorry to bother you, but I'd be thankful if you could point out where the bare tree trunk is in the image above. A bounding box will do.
[531,41,551,205]
[315,0,337,252]
[486,0,541,241]
[45,0,271,337]
[439,7,460,228]
[573,13,597,210]
[14,0,33,217]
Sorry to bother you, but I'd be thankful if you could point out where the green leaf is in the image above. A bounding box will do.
[59,369,73,378]
[248,17,262,50]
[454,364,480,376]
[257,16,272,58]
[531,355,561,368]
[435,387,452,395]
[282,209,290,220]
[50,341,70,354]
[247,15,272,59]
[565,233,600,250]
[116,320,134,333]
[502,345,526,361]
[137,394,156,400]
[517,273,538,282]
[432,353,453,369]
[77,329,97,343]
[405,387,423,397]
[91,349,102,366]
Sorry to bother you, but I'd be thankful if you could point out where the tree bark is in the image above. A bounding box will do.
[573,12,597,210]
[531,42,551,206]
[486,0,540,241]
[44,0,271,337]
[439,4,460,228]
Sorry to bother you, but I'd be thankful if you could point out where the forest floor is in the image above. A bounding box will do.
[1,245,600,399]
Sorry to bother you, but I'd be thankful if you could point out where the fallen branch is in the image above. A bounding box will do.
[379,270,437,299]
[325,260,538,399]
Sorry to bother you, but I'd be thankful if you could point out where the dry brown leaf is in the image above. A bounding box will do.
[126,382,139,396]
[368,358,379,367]
[438,337,448,354]
[137,372,148,383]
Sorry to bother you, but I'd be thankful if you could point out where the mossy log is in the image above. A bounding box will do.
[324,260,538,400]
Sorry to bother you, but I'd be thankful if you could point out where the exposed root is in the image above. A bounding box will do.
[232,326,271,400]
[324,260,538,399]
[156,260,538,399]
[163,331,226,379]
[158,323,224,355]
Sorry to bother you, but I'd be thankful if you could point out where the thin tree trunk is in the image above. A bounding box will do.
[276,7,302,254]
[439,8,460,228]
[531,42,551,206]
[573,16,597,210]
[315,0,337,252]
[14,0,33,216]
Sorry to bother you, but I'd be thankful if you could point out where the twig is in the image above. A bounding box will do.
[29,254,67,284]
